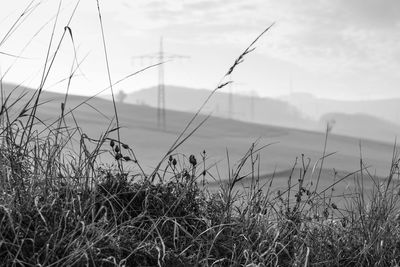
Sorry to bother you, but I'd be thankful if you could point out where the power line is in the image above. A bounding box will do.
[228,81,233,119]
[157,37,165,130]
[131,37,189,130]
[227,79,248,120]
[250,90,256,122]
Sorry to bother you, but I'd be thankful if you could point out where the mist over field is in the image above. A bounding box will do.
[1,0,399,207]
[1,1,400,266]
[104,85,400,144]
[2,0,400,191]
[3,81,395,183]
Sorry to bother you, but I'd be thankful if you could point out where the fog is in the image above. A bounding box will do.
[1,1,399,179]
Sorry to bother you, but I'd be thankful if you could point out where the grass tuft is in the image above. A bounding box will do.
[1,3,400,267]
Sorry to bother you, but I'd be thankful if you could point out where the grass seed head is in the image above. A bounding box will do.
[122,144,129,149]
[189,155,197,166]
[115,153,122,160]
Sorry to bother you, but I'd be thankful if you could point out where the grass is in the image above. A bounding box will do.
[1,2,400,266]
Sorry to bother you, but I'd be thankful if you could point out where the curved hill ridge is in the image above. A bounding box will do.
[0,82,396,179]
[115,85,400,144]
[321,113,400,143]
[122,85,316,130]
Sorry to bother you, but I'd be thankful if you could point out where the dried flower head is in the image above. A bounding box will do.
[189,155,197,166]
[122,144,129,149]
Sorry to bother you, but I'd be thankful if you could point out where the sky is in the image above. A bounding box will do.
[0,0,399,100]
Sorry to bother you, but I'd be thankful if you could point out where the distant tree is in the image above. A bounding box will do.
[117,90,127,103]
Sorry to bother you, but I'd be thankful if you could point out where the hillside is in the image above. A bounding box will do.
[1,82,395,179]
[321,113,400,142]
[283,92,400,125]
[109,85,400,144]
[116,85,317,130]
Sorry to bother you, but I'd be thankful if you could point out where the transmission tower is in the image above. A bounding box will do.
[250,90,256,121]
[157,38,165,130]
[227,79,248,120]
[228,81,233,120]
[289,76,293,96]
[132,37,189,130]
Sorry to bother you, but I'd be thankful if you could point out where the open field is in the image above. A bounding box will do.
[6,84,396,194]
[3,84,400,266]
[2,3,400,264]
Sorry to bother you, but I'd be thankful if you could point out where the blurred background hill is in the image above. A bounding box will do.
[103,85,400,144]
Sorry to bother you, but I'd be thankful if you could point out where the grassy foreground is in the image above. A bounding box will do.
[1,120,400,266]
[2,2,400,267]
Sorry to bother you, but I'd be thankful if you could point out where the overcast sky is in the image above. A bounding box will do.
[0,0,399,100]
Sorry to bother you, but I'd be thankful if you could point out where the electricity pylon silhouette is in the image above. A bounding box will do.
[228,81,233,120]
[157,38,165,130]
[132,37,189,130]
[227,79,247,120]
[250,90,256,121]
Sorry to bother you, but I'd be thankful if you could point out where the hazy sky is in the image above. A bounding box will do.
[1,0,399,100]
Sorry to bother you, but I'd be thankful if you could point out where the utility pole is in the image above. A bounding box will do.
[157,37,165,130]
[250,90,256,122]
[228,81,233,120]
[290,76,293,96]
[132,37,189,130]
[227,79,248,120]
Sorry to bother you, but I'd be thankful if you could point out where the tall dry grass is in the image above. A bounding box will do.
[1,2,400,267]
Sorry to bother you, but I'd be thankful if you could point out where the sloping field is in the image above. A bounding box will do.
[3,84,396,194]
